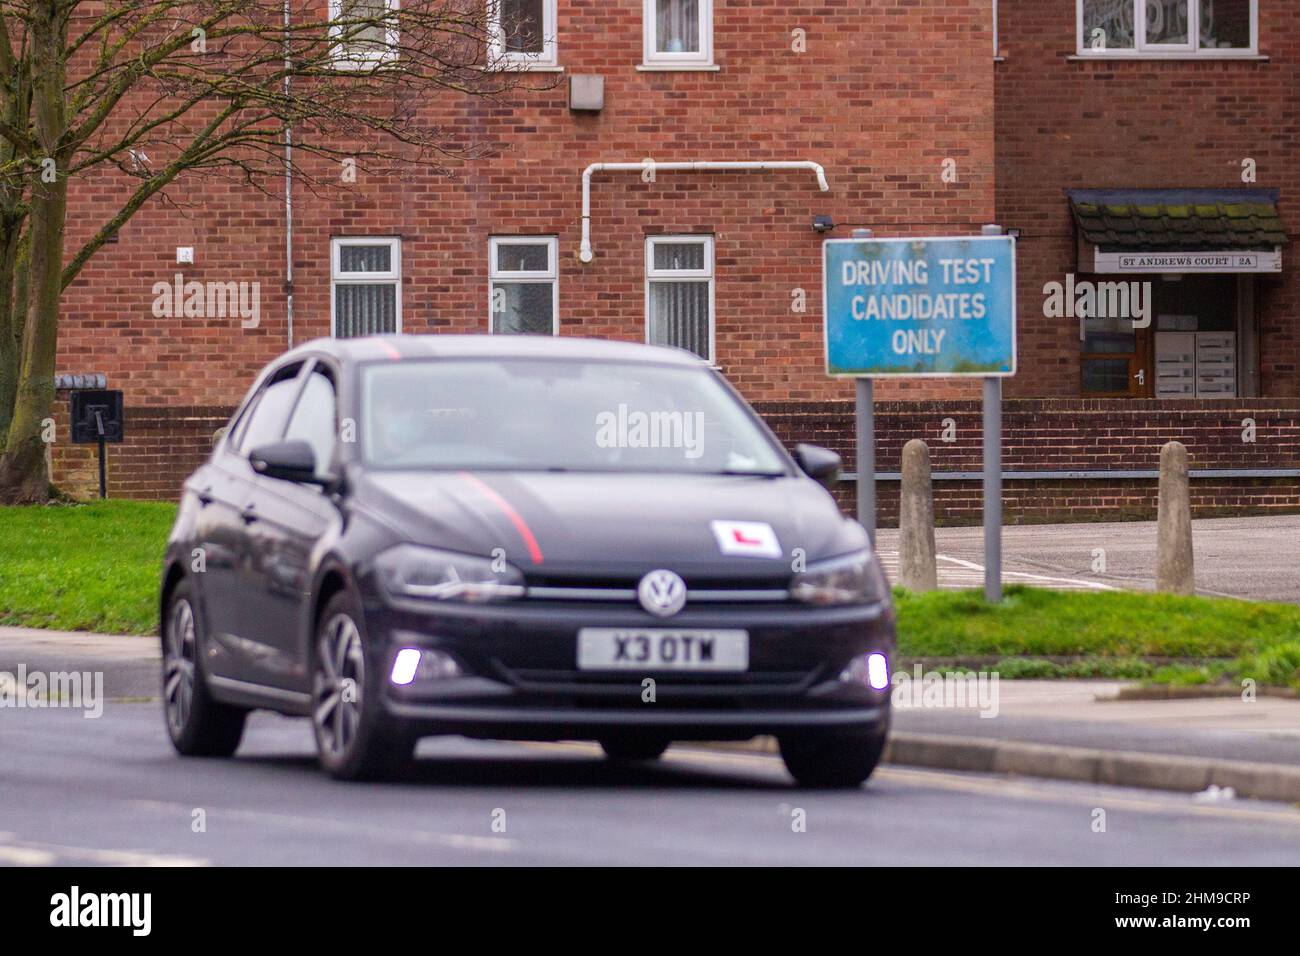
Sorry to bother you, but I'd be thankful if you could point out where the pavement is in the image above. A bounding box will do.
[875,514,1300,602]
[896,680,1300,767]
[0,626,160,699]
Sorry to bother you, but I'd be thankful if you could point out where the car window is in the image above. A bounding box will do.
[284,368,338,478]
[236,368,304,454]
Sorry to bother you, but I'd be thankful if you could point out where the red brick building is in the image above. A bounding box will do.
[49,1,1300,522]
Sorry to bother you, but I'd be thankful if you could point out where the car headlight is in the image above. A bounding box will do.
[790,550,889,606]
[374,544,525,603]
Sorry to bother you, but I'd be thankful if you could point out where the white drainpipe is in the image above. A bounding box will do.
[283,0,294,348]
[578,160,830,263]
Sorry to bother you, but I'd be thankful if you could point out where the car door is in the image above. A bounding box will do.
[240,362,341,693]
[207,362,308,685]
[189,453,254,672]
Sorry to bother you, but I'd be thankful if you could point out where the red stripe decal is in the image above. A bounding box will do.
[458,472,544,565]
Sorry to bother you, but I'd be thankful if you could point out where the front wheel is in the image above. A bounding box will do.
[778,727,888,789]
[311,592,414,781]
[162,581,247,757]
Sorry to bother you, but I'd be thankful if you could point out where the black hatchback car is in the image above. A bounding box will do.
[160,335,896,786]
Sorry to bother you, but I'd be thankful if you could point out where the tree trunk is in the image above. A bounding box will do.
[0,227,28,446]
[0,2,66,504]
[0,181,64,503]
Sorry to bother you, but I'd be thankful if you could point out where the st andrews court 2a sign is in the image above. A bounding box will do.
[823,235,1016,377]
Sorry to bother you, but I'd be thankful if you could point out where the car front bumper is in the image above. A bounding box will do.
[364,594,896,741]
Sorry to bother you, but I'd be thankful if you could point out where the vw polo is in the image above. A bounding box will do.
[159,336,895,786]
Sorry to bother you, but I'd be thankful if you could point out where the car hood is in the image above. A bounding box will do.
[353,470,868,581]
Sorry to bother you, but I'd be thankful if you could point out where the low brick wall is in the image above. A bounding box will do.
[754,398,1300,525]
[48,396,1300,524]
[51,400,231,502]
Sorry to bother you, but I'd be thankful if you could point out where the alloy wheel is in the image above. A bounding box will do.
[163,598,197,737]
[313,613,365,761]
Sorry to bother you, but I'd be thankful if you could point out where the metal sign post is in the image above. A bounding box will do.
[70,389,125,500]
[823,227,1016,602]
[982,376,1002,602]
[979,224,1006,602]
[855,377,875,546]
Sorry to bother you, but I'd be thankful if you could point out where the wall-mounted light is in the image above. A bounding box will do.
[812,215,835,233]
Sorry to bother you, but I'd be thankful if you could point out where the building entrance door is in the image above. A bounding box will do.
[1082,315,1152,398]
[1080,275,1246,399]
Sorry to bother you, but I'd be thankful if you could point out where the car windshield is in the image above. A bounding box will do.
[360,358,790,475]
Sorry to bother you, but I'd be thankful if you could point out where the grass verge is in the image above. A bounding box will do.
[895,585,1300,689]
[0,501,177,635]
[1,502,1298,687]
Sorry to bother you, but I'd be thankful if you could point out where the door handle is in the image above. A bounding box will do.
[241,503,259,524]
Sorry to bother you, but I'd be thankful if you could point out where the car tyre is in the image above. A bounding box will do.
[599,736,670,762]
[778,727,887,789]
[162,580,247,757]
[311,591,415,781]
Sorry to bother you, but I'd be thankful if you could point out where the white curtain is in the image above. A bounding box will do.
[657,0,700,53]
[649,281,709,358]
[336,284,397,337]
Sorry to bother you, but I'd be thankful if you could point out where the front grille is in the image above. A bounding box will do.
[521,574,792,606]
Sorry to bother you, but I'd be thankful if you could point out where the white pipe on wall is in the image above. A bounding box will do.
[283,0,294,348]
[578,160,830,263]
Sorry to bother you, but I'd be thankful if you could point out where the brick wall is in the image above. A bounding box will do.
[56,0,996,415]
[51,397,1300,527]
[43,2,1300,522]
[995,2,1300,399]
[50,398,230,502]
[756,397,1300,524]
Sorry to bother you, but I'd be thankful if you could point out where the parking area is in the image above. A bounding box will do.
[875,514,1300,603]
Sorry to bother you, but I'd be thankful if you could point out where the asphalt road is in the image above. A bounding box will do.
[876,514,1300,603]
[2,703,1299,866]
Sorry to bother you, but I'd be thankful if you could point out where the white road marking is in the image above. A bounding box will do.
[126,799,515,853]
[878,551,1116,592]
[0,832,208,867]
[0,845,56,866]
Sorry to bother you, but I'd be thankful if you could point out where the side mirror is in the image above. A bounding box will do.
[794,443,842,488]
[249,439,323,485]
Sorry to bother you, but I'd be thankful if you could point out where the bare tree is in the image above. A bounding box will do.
[0,0,543,503]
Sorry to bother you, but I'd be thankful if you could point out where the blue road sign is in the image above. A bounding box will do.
[823,235,1017,377]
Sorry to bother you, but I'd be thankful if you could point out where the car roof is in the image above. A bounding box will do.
[286,334,709,368]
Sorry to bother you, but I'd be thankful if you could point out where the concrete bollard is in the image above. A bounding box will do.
[899,438,938,592]
[1156,440,1195,595]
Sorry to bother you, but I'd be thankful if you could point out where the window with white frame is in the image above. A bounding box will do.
[332,238,401,338]
[329,0,399,67]
[646,236,714,362]
[488,0,557,68]
[643,0,713,67]
[1078,0,1256,56]
[489,237,558,335]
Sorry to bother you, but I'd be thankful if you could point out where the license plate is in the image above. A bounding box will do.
[577,629,749,672]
